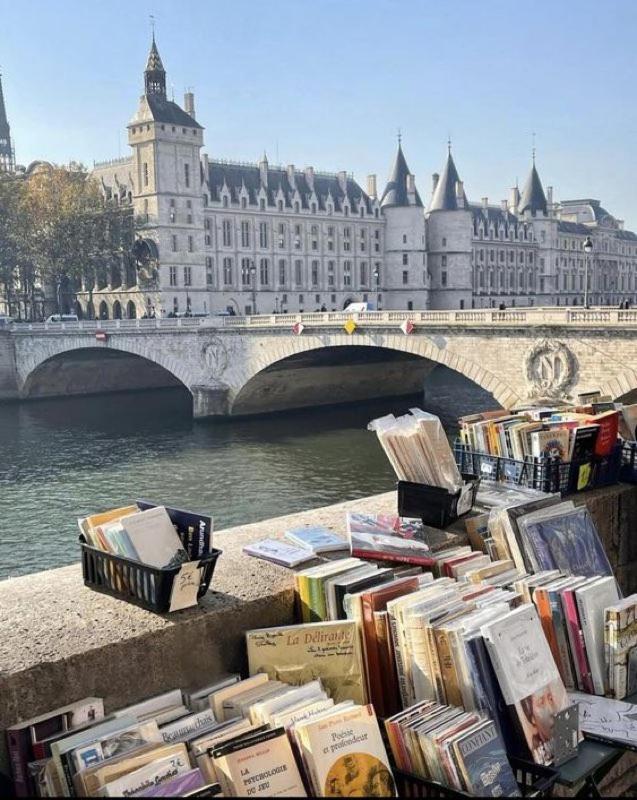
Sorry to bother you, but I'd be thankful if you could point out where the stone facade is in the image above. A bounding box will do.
[80,38,637,322]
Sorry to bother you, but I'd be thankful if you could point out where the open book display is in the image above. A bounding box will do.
[78,502,220,613]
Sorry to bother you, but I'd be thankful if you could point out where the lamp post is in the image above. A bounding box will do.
[583,236,593,309]
[250,261,257,315]
[373,267,380,310]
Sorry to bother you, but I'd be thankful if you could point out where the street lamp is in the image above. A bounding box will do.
[373,267,381,310]
[250,261,257,315]
[583,236,593,309]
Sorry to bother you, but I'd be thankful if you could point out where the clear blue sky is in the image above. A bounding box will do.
[3,0,637,225]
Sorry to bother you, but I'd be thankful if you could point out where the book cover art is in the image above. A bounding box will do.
[519,507,612,578]
[285,526,348,553]
[296,705,395,797]
[586,411,619,457]
[103,752,192,797]
[346,513,434,567]
[453,720,521,797]
[246,620,366,704]
[243,538,316,567]
[138,767,206,797]
[531,429,569,460]
[514,679,570,765]
[570,692,637,750]
[120,506,189,569]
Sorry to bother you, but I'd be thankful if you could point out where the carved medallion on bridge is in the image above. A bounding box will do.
[202,337,228,379]
[525,339,577,398]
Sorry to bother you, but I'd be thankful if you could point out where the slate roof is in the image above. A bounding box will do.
[380,144,423,208]
[469,204,519,227]
[207,161,373,212]
[557,220,590,235]
[0,74,9,141]
[428,152,467,212]
[145,36,165,73]
[518,163,547,215]
[129,95,203,129]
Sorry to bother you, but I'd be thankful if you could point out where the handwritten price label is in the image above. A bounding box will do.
[169,561,201,612]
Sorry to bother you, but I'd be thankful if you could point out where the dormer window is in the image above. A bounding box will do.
[223,195,229,208]
[327,204,333,215]
[294,201,300,213]
[278,200,284,212]
[311,203,317,214]
[260,198,266,211]
[241,197,247,209]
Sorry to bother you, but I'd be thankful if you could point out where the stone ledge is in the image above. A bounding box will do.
[0,490,463,776]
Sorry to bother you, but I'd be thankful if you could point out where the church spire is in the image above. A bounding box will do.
[0,73,15,173]
[144,35,167,98]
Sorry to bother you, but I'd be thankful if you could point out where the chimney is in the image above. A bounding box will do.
[547,186,553,205]
[456,181,465,208]
[287,165,296,187]
[202,153,209,174]
[184,91,196,118]
[509,186,520,211]
[259,153,269,187]
[432,172,440,192]
[367,174,377,198]
[304,166,315,191]
[482,197,489,209]
[337,170,347,192]
[501,199,508,211]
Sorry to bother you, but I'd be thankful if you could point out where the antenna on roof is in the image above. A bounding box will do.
[532,131,536,164]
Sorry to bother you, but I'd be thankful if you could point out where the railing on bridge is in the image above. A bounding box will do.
[6,307,637,334]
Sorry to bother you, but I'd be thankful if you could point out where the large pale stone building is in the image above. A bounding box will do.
[82,38,637,318]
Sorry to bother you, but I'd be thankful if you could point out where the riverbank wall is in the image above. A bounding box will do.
[1,484,637,794]
[0,332,18,401]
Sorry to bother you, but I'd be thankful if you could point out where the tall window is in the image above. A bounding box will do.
[402,270,408,285]
[311,260,319,286]
[259,222,268,248]
[188,235,194,253]
[143,163,149,187]
[278,223,286,248]
[222,220,232,246]
[169,198,176,223]
[328,261,335,287]
[278,259,286,286]
[294,259,303,286]
[184,163,190,188]
[441,271,447,287]
[171,235,177,252]
[241,221,250,248]
[441,255,447,267]
[360,262,367,286]
[223,257,233,285]
[294,225,302,250]
[242,257,252,286]
[402,253,408,266]
[344,261,352,287]
[169,266,177,286]
[184,266,192,286]
[259,258,269,285]
[311,225,319,251]
[343,227,351,252]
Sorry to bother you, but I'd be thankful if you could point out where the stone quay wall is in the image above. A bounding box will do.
[1,484,637,793]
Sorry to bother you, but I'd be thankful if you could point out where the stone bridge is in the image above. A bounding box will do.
[2,308,637,417]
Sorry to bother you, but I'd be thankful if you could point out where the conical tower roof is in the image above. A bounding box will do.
[380,142,423,208]
[0,73,14,170]
[145,35,165,72]
[518,162,547,216]
[429,150,467,211]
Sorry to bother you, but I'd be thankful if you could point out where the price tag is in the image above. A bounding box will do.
[169,560,201,612]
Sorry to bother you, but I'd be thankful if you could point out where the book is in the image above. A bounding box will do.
[284,525,348,553]
[137,500,213,560]
[452,719,521,797]
[7,697,104,797]
[242,538,316,568]
[562,584,595,693]
[102,749,192,797]
[328,567,394,621]
[568,425,599,491]
[186,675,241,712]
[530,429,570,460]
[137,767,207,797]
[585,410,619,457]
[210,727,307,797]
[346,514,435,568]
[517,505,613,578]
[619,403,637,440]
[209,674,269,722]
[296,558,364,622]
[159,709,217,744]
[575,577,620,695]
[120,506,189,569]
[295,704,395,797]
[69,719,162,775]
[481,605,569,765]
[246,620,366,705]
[570,692,637,751]
[605,594,637,699]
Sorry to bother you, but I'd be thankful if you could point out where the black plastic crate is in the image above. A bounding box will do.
[454,442,622,496]
[397,473,480,528]
[620,440,637,483]
[393,757,557,798]
[79,539,222,613]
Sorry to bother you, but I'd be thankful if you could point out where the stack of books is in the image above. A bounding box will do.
[605,593,637,699]
[368,408,463,492]
[385,701,521,796]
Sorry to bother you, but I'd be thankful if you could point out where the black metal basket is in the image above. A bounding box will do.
[79,539,222,613]
[454,442,622,496]
[397,473,481,528]
[393,757,557,798]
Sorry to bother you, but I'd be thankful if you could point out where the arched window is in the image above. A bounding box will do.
[99,301,109,320]
[294,201,300,213]
[127,300,137,319]
[259,258,269,285]
[113,301,122,320]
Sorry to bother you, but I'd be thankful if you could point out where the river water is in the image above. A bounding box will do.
[0,371,492,580]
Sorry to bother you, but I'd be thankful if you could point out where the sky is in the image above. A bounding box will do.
[2,0,637,225]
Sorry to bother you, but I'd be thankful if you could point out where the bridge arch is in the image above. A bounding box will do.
[229,333,521,414]
[16,338,198,402]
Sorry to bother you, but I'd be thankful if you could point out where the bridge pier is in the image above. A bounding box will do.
[191,385,230,419]
[0,333,18,401]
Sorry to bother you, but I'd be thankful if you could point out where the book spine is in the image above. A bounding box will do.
[61,749,76,797]
[576,592,605,696]
[435,628,463,706]
[307,577,322,623]
[605,612,616,697]
[387,611,410,709]
[425,624,446,704]
[6,729,30,797]
[564,592,595,693]
[350,548,435,567]
[550,594,576,690]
